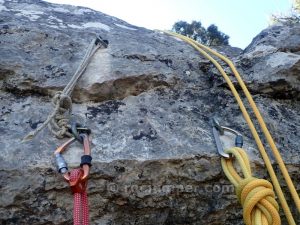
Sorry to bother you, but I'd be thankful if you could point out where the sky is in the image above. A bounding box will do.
[46,0,293,49]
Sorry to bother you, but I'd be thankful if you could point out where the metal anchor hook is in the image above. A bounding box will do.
[95,35,109,48]
[212,118,243,158]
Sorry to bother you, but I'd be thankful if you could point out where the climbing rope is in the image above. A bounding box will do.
[70,169,90,225]
[162,31,299,224]
[23,36,108,140]
[222,147,280,225]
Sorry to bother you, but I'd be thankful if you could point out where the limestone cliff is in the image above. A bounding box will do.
[0,0,299,224]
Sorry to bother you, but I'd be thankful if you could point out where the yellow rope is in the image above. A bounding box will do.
[222,147,280,225]
[188,38,300,214]
[161,31,299,224]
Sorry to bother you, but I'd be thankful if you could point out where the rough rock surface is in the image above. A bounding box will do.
[0,0,299,224]
[239,24,300,99]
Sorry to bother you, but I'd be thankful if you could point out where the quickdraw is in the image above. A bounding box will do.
[54,123,92,225]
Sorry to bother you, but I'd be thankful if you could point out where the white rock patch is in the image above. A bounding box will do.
[74,8,93,15]
[81,49,112,85]
[266,52,300,68]
[52,7,70,13]
[0,5,7,11]
[0,0,8,12]
[67,22,111,31]
[244,45,277,59]
[51,6,93,15]
[115,23,137,31]
[68,24,83,29]
[47,25,60,29]
[48,15,63,24]
[82,22,111,31]
[15,10,44,21]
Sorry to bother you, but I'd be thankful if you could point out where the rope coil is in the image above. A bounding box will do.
[222,147,280,225]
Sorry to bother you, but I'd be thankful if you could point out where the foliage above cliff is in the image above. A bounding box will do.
[172,20,229,46]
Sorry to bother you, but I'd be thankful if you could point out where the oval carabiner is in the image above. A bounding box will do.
[53,131,92,182]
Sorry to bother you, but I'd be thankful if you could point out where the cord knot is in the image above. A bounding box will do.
[221,147,280,225]
[48,91,72,138]
[52,91,72,111]
[236,177,280,225]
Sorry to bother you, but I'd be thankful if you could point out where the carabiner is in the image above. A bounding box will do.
[54,131,92,186]
[212,118,243,158]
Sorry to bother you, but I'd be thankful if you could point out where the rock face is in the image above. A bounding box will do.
[240,24,300,99]
[0,0,299,224]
